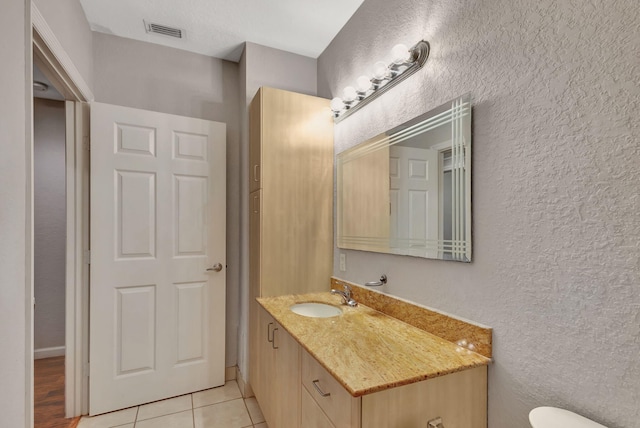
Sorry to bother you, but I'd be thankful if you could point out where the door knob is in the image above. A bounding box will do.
[206,263,223,272]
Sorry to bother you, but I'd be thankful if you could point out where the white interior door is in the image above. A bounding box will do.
[89,102,226,415]
[389,146,438,257]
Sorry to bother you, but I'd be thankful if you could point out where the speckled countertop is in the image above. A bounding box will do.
[257,292,491,397]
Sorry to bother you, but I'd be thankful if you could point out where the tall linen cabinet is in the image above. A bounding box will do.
[248,87,334,425]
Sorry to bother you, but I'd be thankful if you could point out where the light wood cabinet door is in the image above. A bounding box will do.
[252,306,276,425]
[255,87,334,298]
[254,305,301,428]
[248,189,262,414]
[249,90,262,193]
[249,190,261,297]
[272,321,301,427]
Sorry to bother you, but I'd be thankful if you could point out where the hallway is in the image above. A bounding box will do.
[35,356,80,428]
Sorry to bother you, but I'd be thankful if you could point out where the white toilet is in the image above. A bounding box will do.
[530,407,608,428]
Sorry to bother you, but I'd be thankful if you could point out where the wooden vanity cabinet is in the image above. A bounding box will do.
[248,87,333,421]
[255,312,487,428]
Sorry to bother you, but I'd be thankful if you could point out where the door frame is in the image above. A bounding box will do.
[32,1,94,418]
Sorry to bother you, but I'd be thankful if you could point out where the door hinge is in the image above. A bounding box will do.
[84,250,91,264]
[83,136,90,151]
[84,362,90,378]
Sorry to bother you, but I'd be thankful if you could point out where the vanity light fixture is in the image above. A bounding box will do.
[330,40,430,122]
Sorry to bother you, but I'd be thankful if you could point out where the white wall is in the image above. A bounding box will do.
[243,42,317,103]
[33,98,67,354]
[0,0,31,426]
[1,2,92,423]
[93,33,242,367]
[237,42,317,380]
[318,1,640,427]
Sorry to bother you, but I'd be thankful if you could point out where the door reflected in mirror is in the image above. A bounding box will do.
[337,94,472,261]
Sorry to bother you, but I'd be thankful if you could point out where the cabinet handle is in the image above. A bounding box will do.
[267,322,274,343]
[253,164,260,182]
[312,380,331,397]
[272,327,279,349]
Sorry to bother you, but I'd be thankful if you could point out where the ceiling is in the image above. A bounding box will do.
[33,63,64,101]
[79,0,365,62]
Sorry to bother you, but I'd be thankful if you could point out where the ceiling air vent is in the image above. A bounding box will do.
[144,20,185,39]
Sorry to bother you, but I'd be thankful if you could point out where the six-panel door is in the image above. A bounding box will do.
[89,103,227,415]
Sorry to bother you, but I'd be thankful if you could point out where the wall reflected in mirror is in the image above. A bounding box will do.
[337,94,472,261]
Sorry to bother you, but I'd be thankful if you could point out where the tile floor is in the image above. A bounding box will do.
[77,381,267,428]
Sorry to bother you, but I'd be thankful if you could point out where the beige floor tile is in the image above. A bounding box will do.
[77,407,138,428]
[192,381,242,408]
[254,423,268,428]
[137,394,193,421]
[244,397,265,424]
[193,398,252,428]
[134,410,194,428]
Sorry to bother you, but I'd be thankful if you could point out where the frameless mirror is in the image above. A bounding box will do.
[337,94,472,261]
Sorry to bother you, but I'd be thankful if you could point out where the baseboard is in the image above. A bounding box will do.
[225,366,237,381]
[34,346,65,359]
[236,367,254,398]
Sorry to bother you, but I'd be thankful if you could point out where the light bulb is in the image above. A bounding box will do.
[356,75,372,93]
[343,86,357,102]
[372,61,389,80]
[330,97,344,112]
[391,44,410,65]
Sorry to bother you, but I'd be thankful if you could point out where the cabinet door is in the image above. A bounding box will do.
[248,189,262,416]
[253,306,276,425]
[257,87,334,297]
[273,323,301,428]
[249,88,262,192]
[249,190,261,297]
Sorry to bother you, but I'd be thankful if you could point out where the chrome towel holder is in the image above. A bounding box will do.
[365,274,387,287]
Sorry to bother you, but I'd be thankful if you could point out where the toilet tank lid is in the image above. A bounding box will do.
[529,407,608,428]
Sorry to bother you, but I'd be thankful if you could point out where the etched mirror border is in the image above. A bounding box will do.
[337,94,472,262]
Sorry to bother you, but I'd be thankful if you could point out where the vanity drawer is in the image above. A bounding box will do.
[302,386,336,428]
[301,349,361,428]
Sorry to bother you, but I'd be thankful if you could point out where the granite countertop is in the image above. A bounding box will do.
[257,292,491,397]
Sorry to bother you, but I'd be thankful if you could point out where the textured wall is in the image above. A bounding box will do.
[0,0,30,425]
[33,98,67,352]
[93,33,242,368]
[318,1,640,427]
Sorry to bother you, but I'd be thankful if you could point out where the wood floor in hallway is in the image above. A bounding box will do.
[35,356,81,428]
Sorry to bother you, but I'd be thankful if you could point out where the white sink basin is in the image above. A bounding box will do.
[290,302,342,318]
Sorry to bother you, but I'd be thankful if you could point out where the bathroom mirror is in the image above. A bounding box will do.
[337,94,472,261]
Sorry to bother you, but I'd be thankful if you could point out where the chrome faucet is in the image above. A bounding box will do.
[331,283,358,307]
